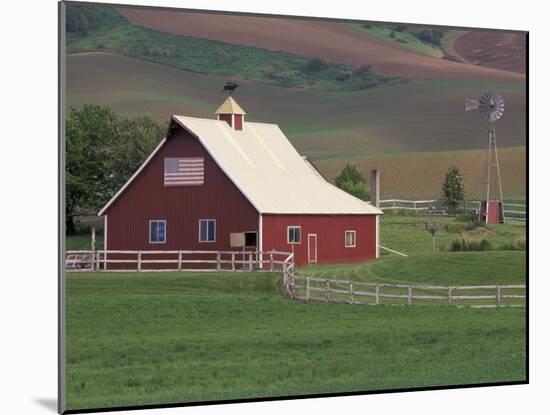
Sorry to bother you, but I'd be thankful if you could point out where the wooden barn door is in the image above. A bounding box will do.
[308,234,317,264]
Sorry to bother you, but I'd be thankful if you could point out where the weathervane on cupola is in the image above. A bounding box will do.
[216,81,246,131]
[222,80,239,95]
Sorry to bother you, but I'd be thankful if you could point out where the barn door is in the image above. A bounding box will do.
[308,234,317,264]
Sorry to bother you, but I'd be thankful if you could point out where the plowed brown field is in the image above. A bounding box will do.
[444,31,526,74]
[118,8,524,83]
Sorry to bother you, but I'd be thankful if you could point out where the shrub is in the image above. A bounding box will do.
[449,238,492,252]
[416,29,445,46]
[441,165,466,214]
[390,30,396,39]
[304,58,329,73]
[335,164,370,201]
[355,64,373,79]
[363,24,372,29]
[394,25,408,32]
[499,236,526,251]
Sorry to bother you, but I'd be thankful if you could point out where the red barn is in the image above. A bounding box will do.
[98,97,382,267]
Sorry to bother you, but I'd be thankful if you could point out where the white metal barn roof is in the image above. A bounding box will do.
[172,115,382,215]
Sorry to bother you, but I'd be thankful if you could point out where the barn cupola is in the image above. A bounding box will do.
[215,96,246,131]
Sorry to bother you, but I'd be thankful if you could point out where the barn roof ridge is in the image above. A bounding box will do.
[171,115,382,215]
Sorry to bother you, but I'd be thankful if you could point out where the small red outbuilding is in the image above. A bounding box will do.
[98,97,382,267]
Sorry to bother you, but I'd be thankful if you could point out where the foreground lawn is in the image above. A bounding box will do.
[66,272,526,411]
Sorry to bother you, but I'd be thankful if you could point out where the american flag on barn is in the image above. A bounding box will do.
[164,157,204,186]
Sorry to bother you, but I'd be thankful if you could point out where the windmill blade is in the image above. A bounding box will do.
[479,91,505,122]
[465,98,479,111]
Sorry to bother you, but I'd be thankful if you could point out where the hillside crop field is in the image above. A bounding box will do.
[65,213,526,410]
[315,146,526,199]
[118,7,524,82]
[443,30,526,74]
[67,53,526,158]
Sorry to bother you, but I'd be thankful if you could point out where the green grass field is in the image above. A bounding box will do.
[65,213,526,410]
[66,271,525,411]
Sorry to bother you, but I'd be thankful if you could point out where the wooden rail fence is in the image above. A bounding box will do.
[379,199,526,221]
[285,275,525,308]
[65,249,294,274]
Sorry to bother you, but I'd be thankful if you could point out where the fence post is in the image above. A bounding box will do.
[270,251,274,272]
[497,285,501,307]
[231,252,235,271]
[349,282,354,304]
[306,277,310,301]
[448,286,453,306]
[216,252,221,271]
[103,250,107,271]
[249,253,253,271]
[325,280,330,303]
[137,251,142,272]
[177,251,182,271]
[408,286,413,305]
[376,284,380,305]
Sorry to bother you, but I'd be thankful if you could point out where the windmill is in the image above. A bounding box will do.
[465,91,505,224]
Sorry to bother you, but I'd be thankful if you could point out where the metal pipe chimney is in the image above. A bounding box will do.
[370,169,380,207]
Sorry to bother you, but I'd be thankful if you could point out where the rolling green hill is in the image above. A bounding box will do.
[347,23,449,58]
[67,53,526,160]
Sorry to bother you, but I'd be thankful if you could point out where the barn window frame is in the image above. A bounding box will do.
[149,220,167,244]
[345,230,356,248]
[287,226,302,244]
[199,219,216,243]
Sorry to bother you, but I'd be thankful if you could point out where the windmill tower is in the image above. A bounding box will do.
[465,91,505,224]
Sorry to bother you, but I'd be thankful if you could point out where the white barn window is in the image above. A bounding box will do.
[199,219,216,242]
[345,230,356,247]
[149,220,166,243]
[287,226,301,244]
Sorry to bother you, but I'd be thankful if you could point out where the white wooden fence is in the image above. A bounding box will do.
[380,199,526,221]
[285,275,525,308]
[65,249,294,273]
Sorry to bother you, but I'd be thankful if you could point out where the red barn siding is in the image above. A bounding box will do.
[234,114,243,130]
[218,114,232,128]
[104,127,259,261]
[262,214,377,267]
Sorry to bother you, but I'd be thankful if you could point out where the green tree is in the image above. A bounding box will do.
[66,5,98,34]
[335,164,370,201]
[441,165,466,214]
[66,105,164,234]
